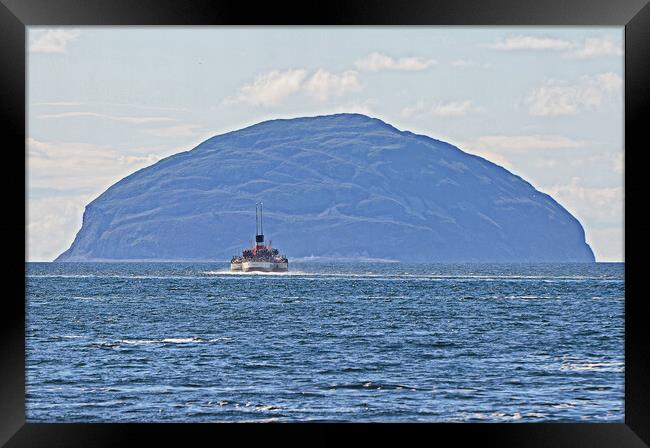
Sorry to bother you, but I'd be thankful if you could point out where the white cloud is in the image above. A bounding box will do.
[526,72,622,116]
[235,69,307,106]
[488,35,574,51]
[355,52,435,71]
[563,36,623,59]
[543,177,623,225]
[469,135,585,152]
[144,124,202,137]
[302,70,361,101]
[456,134,586,173]
[38,111,178,124]
[585,227,624,262]
[487,34,622,60]
[27,137,171,260]
[27,137,164,191]
[431,100,480,117]
[541,177,624,260]
[402,100,481,118]
[27,194,94,261]
[29,28,81,54]
[232,68,362,106]
[34,101,191,113]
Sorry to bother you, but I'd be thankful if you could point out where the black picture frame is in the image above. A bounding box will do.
[2,0,648,445]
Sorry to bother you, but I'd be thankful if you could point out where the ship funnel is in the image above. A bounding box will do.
[255,202,264,246]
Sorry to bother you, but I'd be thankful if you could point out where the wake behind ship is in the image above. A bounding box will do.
[231,203,289,272]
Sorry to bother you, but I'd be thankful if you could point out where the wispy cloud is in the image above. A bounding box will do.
[457,134,586,173]
[526,72,622,116]
[468,135,585,152]
[27,136,173,261]
[562,36,623,59]
[487,34,622,59]
[542,177,623,226]
[541,177,624,262]
[235,69,308,107]
[38,111,178,124]
[27,193,94,261]
[34,101,190,113]
[29,28,81,54]
[27,137,164,192]
[302,69,362,101]
[35,101,83,107]
[355,52,435,71]
[231,69,362,107]
[144,124,202,137]
[431,100,481,117]
[402,100,482,118]
[487,35,574,51]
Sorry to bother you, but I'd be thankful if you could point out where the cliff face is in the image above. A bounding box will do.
[56,114,595,262]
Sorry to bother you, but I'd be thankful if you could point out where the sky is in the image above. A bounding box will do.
[27,27,624,262]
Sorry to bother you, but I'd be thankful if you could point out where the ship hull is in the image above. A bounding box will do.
[230,262,242,271]
[242,261,288,272]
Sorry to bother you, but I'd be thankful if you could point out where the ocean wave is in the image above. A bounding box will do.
[100,337,232,347]
[323,381,418,391]
[560,356,624,372]
[201,271,617,282]
[28,271,621,283]
[203,270,312,276]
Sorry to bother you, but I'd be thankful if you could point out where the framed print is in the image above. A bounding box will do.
[2,0,648,445]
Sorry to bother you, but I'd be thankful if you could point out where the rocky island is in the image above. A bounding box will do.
[56,114,595,262]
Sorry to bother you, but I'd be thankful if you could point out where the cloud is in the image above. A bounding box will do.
[584,227,624,262]
[232,68,362,107]
[35,101,83,107]
[538,177,625,261]
[38,111,178,124]
[402,100,481,118]
[34,101,190,113]
[526,72,622,116]
[563,36,623,59]
[487,34,622,60]
[456,134,586,173]
[302,70,362,101]
[144,124,202,137]
[235,69,308,106]
[355,52,435,71]
[27,193,94,261]
[488,35,574,51]
[431,100,480,117]
[27,137,164,191]
[27,137,174,260]
[541,177,624,242]
[29,28,81,54]
[468,135,585,152]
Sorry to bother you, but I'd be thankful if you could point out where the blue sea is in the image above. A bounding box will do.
[26,262,624,422]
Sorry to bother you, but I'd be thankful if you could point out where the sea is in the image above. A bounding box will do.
[25,262,624,422]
